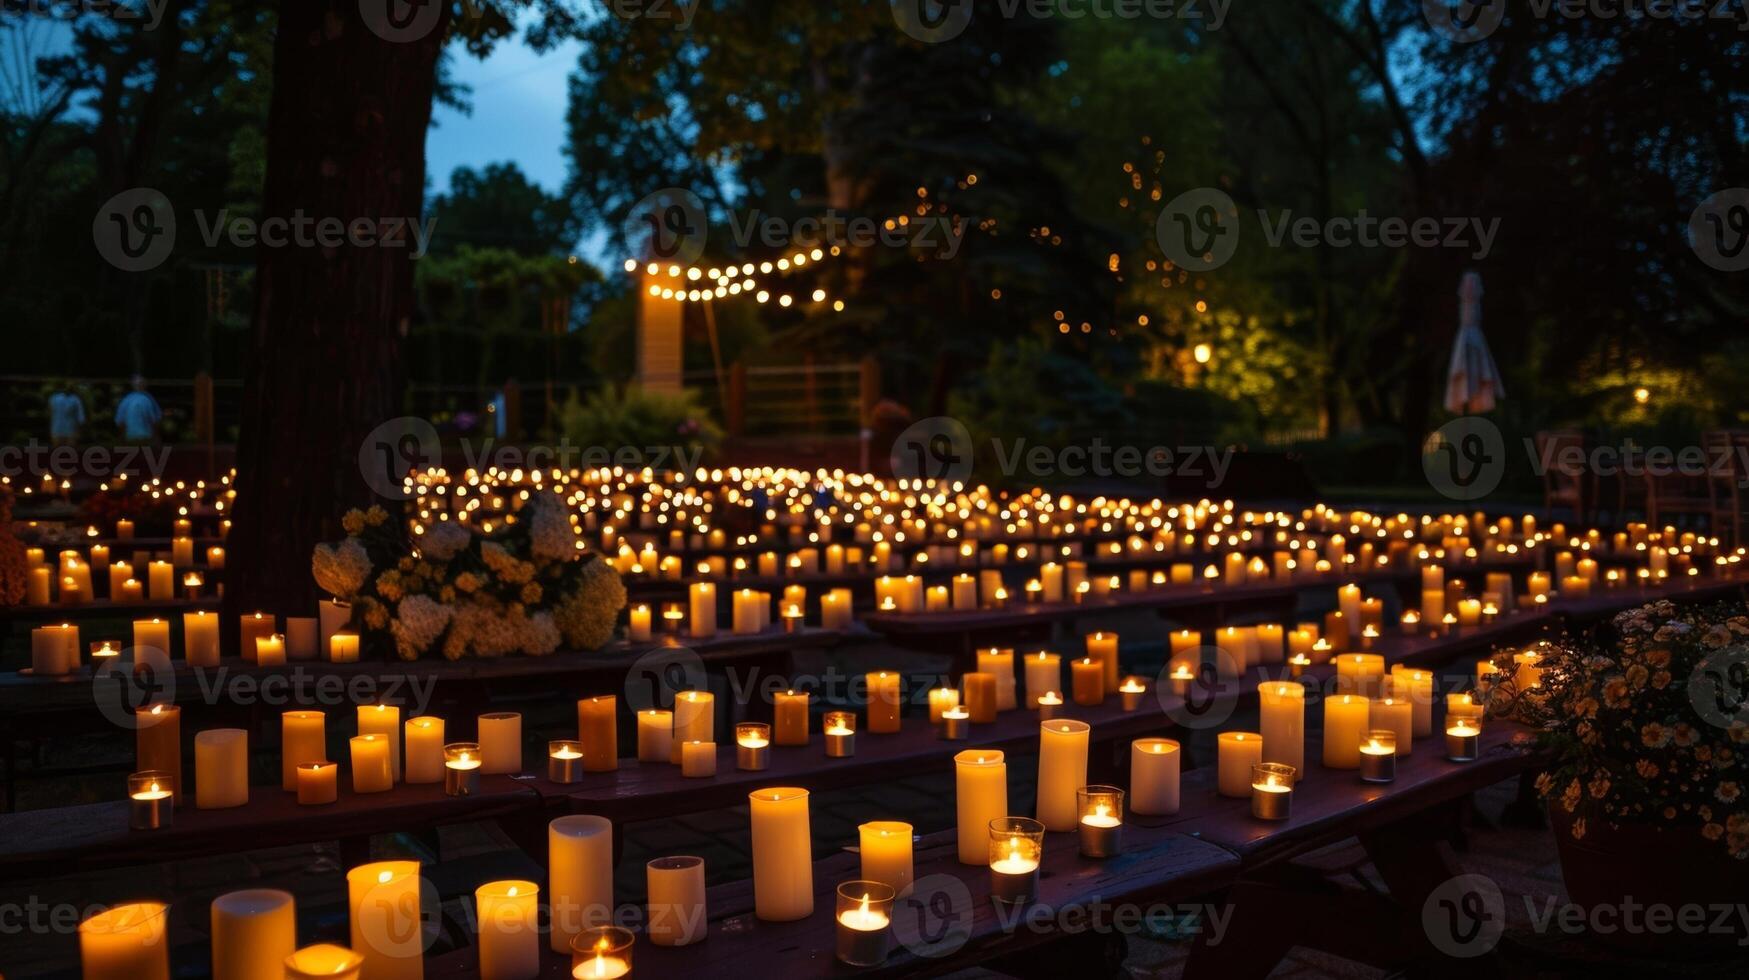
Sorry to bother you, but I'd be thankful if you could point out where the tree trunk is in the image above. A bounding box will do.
[225,0,448,638]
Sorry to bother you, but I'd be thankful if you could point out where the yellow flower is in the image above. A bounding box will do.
[342,509,366,535]
[1641,723,1671,748]
[365,505,389,527]
[1588,774,1611,800]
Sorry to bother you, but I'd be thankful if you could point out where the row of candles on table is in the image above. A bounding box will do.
[21,541,225,606]
[27,604,358,675]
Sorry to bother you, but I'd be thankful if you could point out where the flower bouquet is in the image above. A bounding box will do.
[312,494,626,660]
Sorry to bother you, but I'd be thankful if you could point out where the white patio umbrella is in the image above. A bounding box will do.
[1443,270,1505,414]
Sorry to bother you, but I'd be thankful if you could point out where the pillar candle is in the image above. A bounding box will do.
[1130,738,1181,815]
[147,560,174,600]
[975,648,1017,710]
[1071,657,1104,705]
[133,617,171,660]
[319,599,351,650]
[281,710,327,790]
[239,613,275,662]
[749,787,814,921]
[681,740,717,777]
[955,750,1007,864]
[646,856,707,947]
[1036,719,1090,830]
[688,582,717,638]
[351,735,393,793]
[404,716,445,784]
[108,560,133,598]
[475,880,539,980]
[1390,667,1436,737]
[1447,691,1485,726]
[1086,632,1119,689]
[184,611,220,666]
[329,631,360,663]
[1217,732,1264,797]
[866,671,901,733]
[1369,697,1415,755]
[962,671,997,723]
[637,709,673,762]
[1336,653,1386,697]
[1322,695,1371,769]
[136,703,182,803]
[1257,682,1305,779]
[1023,652,1062,708]
[255,633,286,667]
[285,617,319,661]
[30,624,74,675]
[27,565,50,605]
[79,902,169,980]
[296,761,338,805]
[211,889,296,980]
[358,704,402,781]
[859,820,914,897]
[628,604,652,643]
[577,696,618,772]
[1254,623,1284,664]
[927,687,960,724]
[773,691,810,746]
[347,861,423,979]
[549,815,614,951]
[284,944,363,980]
[952,574,977,610]
[478,712,523,774]
[671,691,714,762]
[195,728,248,809]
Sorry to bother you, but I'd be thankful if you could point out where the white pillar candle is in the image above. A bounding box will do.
[404,716,445,784]
[133,617,171,660]
[859,821,914,897]
[1257,682,1305,779]
[478,712,523,774]
[475,880,539,980]
[688,582,717,638]
[1023,652,1062,708]
[1036,719,1090,831]
[184,611,220,666]
[211,889,296,980]
[1323,695,1371,769]
[1086,632,1119,690]
[1369,698,1414,755]
[976,648,1017,710]
[1390,667,1436,737]
[1217,732,1264,797]
[357,704,402,782]
[347,861,423,980]
[350,735,393,793]
[671,692,714,763]
[195,728,249,809]
[281,710,327,791]
[79,902,169,980]
[646,856,707,947]
[549,815,614,952]
[1130,738,1181,815]
[637,709,673,762]
[957,751,1009,864]
[749,787,814,921]
[680,740,717,777]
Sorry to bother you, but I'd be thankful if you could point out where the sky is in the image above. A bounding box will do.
[427,36,583,200]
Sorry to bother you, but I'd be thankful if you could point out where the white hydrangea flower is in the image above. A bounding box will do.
[312,538,372,598]
[528,491,576,563]
[391,593,452,660]
[421,521,472,562]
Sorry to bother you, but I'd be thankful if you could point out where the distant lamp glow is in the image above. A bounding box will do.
[1193,343,1212,364]
[1633,387,1650,405]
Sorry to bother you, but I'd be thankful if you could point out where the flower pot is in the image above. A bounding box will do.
[1549,803,1749,952]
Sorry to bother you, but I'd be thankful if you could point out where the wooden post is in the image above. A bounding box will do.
[726,362,747,438]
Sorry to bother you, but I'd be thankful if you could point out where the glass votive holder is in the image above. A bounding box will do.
[571,925,634,978]
[1077,785,1124,858]
[736,723,770,771]
[662,602,685,634]
[988,816,1045,905]
[1119,677,1147,711]
[444,742,481,796]
[835,880,896,967]
[939,707,969,740]
[128,770,173,830]
[1251,763,1295,821]
[825,711,856,758]
[548,740,584,783]
[1446,720,1481,761]
[1036,692,1063,721]
[1359,730,1397,783]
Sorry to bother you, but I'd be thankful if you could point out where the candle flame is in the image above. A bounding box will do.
[149,780,159,793]
[859,892,872,915]
[1095,802,1110,819]
[377,870,393,884]
[508,885,518,897]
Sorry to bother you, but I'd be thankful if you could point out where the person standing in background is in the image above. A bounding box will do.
[115,376,163,445]
[48,384,85,446]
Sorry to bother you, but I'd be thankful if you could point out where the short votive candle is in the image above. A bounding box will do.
[835,880,896,968]
[128,770,174,830]
[1359,730,1397,783]
[736,723,770,771]
[444,742,481,796]
[1251,763,1295,820]
[1077,785,1124,858]
[825,711,856,758]
[988,817,1045,905]
[548,740,584,783]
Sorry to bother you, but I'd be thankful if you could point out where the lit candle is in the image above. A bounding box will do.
[211,888,297,980]
[680,739,717,777]
[239,612,275,663]
[955,750,1008,864]
[1036,720,1090,830]
[195,728,248,809]
[476,880,539,980]
[1390,667,1436,737]
[628,603,652,643]
[549,815,614,951]
[637,709,673,762]
[128,770,173,830]
[296,761,337,805]
[132,617,170,660]
[184,610,220,666]
[569,927,633,979]
[255,632,286,667]
[357,704,402,781]
[736,722,770,771]
[749,787,813,921]
[445,742,481,796]
[1077,785,1124,858]
[328,631,360,663]
[645,855,707,947]
[1446,719,1481,761]
[350,734,393,793]
[136,703,182,803]
[1119,676,1146,711]
[1251,763,1295,820]
[1071,657,1105,706]
[319,599,351,651]
[577,696,618,772]
[1369,697,1414,754]
[773,690,810,746]
[1217,732,1264,797]
[975,647,1018,710]
[549,740,585,783]
[404,716,446,784]
[1130,738,1181,814]
[79,902,168,980]
[824,711,856,757]
[865,671,902,733]
[835,882,895,968]
[280,710,326,790]
[671,691,714,762]
[1258,681,1305,779]
[478,711,523,774]
[1322,695,1371,769]
[147,560,174,601]
[1446,691,1485,726]
[1360,730,1397,783]
[688,582,717,638]
[347,861,422,979]
[927,686,960,725]
[858,820,914,897]
[988,817,1044,905]
[1023,651,1062,708]
[284,944,363,980]
[1336,653,1385,697]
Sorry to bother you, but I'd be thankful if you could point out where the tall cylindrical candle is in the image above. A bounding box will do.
[475,880,539,980]
[195,728,248,809]
[1036,720,1090,830]
[646,856,707,947]
[1130,738,1181,814]
[749,787,813,921]
[549,815,613,952]
[955,750,1008,864]
[347,861,423,980]
[211,889,296,980]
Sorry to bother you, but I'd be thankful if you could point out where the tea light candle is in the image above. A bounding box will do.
[195,728,248,809]
[1322,695,1370,769]
[1130,738,1181,814]
[836,882,895,968]
[662,602,686,633]
[940,705,970,739]
[1359,730,1397,783]
[550,815,614,950]
[296,761,337,805]
[858,821,915,897]
[736,723,770,770]
[749,788,814,921]
[671,690,714,763]
[350,734,393,793]
[549,740,584,783]
[283,944,363,980]
[646,855,706,947]
[1167,663,1196,698]
[1119,676,1147,711]
[637,709,673,762]
[1217,732,1263,797]
[1446,719,1481,761]
[347,861,422,978]
[955,750,1008,864]
[824,711,856,757]
[1071,656,1105,705]
[570,926,633,979]
[774,690,810,745]
[128,770,173,829]
[478,711,522,774]
[1037,719,1090,830]
[988,817,1045,905]
[79,902,169,980]
[476,880,539,980]
[1077,785,1124,858]
[927,686,960,724]
[1251,763,1295,820]
[444,742,482,796]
